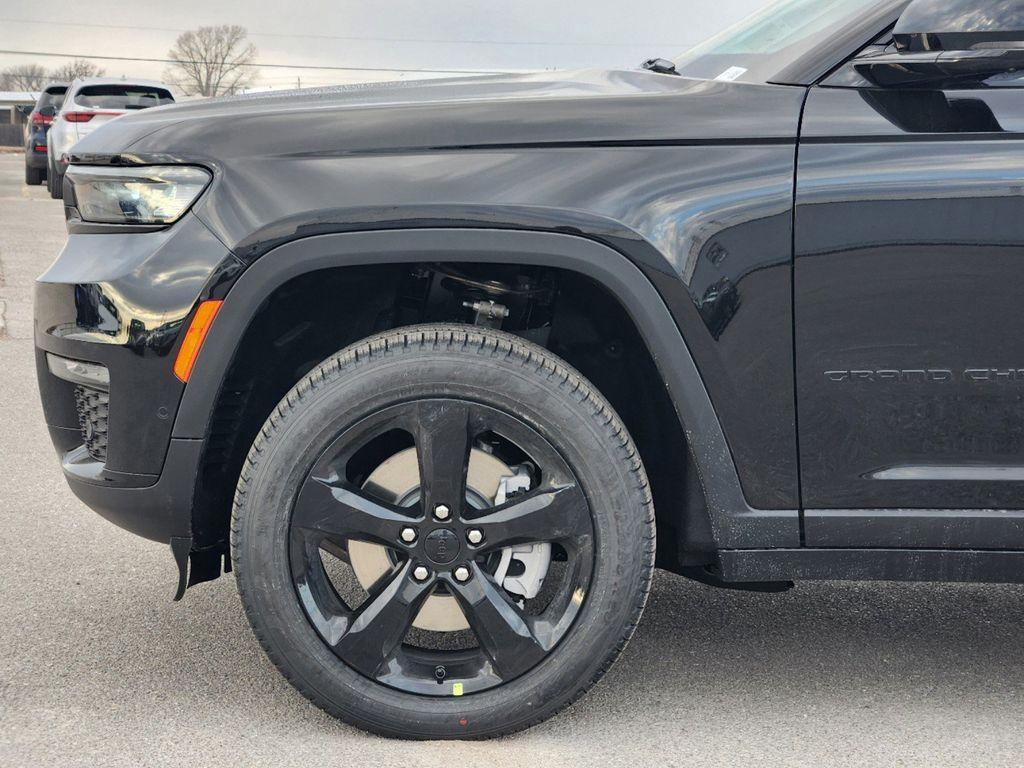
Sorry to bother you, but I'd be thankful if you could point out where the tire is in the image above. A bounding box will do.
[25,164,43,186]
[232,324,655,739]
[49,169,63,199]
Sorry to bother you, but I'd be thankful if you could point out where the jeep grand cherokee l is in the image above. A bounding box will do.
[34,0,1024,739]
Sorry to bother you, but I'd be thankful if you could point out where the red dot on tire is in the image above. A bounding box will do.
[459,718,468,727]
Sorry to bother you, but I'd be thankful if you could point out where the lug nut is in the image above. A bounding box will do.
[466,529,483,545]
[400,527,417,543]
[433,503,451,521]
[412,565,430,582]
[453,565,471,583]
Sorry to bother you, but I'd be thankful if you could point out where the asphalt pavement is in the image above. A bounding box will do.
[1,151,1023,767]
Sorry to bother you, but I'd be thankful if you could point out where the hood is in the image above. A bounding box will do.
[69,69,802,162]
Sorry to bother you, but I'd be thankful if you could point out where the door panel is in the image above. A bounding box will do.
[795,86,1024,510]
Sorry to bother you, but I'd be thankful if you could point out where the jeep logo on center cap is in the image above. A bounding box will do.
[423,528,460,564]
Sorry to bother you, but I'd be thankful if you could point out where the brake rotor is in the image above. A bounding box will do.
[349,447,512,632]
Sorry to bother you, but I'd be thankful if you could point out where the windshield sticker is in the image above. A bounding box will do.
[715,66,748,82]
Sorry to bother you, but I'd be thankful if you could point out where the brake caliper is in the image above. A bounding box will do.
[493,466,552,600]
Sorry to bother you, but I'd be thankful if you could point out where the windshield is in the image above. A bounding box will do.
[674,0,888,84]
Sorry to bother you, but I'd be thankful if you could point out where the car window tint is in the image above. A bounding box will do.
[75,85,174,110]
[37,88,67,110]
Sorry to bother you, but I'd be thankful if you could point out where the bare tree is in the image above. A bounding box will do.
[0,63,48,91]
[166,25,258,97]
[50,59,106,82]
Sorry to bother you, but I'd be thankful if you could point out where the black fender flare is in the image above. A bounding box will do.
[173,228,798,549]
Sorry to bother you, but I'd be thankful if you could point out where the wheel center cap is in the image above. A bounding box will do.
[423,528,460,564]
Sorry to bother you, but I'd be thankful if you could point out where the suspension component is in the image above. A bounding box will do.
[463,299,510,329]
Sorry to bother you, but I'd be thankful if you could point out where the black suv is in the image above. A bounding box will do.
[34,0,1024,739]
[23,82,67,185]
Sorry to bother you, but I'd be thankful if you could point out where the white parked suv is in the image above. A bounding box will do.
[47,77,174,199]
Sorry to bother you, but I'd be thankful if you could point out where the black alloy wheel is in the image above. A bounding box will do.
[290,399,595,695]
[232,325,654,738]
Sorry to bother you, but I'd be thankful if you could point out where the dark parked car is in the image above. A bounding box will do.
[23,83,67,185]
[34,0,1024,739]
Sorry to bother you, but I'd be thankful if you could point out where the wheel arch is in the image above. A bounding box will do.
[174,227,798,558]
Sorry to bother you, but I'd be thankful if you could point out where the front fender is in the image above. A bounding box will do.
[189,138,800,513]
[173,227,799,549]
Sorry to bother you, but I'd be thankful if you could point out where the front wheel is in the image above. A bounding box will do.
[232,325,654,738]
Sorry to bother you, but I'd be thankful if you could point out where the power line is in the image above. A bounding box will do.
[0,15,682,49]
[0,48,512,75]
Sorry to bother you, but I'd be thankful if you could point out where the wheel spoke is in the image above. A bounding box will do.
[449,562,548,680]
[292,475,418,547]
[468,483,589,550]
[333,561,434,677]
[411,401,472,517]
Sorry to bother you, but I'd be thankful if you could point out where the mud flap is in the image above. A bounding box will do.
[170,537,232,601]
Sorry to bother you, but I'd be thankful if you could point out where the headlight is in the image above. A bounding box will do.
[67,165,211,225]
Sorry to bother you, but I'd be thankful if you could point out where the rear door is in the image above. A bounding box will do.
[794,71,1024,546]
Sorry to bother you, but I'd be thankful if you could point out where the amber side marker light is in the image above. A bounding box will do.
[173,300,223,382]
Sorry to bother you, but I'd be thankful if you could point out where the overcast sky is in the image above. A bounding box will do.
[1,0,768,91]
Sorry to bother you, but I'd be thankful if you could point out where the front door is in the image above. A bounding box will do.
[794,81,1024,545]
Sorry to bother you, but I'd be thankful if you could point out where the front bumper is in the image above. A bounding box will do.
[57,438,204,541]
[34,212,238,543]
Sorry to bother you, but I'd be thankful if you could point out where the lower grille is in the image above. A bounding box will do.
[74,386,109,462]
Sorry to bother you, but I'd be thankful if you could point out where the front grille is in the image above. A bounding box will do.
[74,386,109,462]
